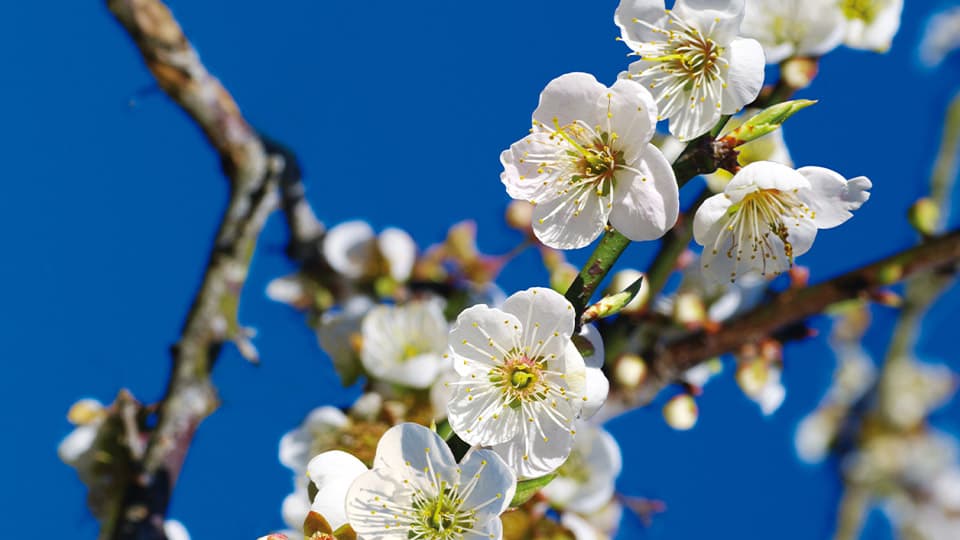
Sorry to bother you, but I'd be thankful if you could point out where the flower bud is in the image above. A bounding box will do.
[606,269,650,313]
[908,197,940,236]
[445,221,478,262]
[663,394,698,430]
[615,354,648,388]
[781,57,819,90]
[67,399,104,425]
[674,292,706,327]
[550,263,579,294]
[505,200,534,232]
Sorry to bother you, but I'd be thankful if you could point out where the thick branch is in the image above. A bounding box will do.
[103,1,295,538]
[636,230,960,403]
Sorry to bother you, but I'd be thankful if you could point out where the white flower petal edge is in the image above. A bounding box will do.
[345,423,515,540]
[616,0,765,140]
[323,220,377,279]
[307,450,369,531]
[500,73,677,249]
[446,287,603,478]
[378,227,417,282]
[278,406,349,473]
[693,161,870,283]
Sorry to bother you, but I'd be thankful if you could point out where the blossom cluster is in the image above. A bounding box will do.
[58,1,910,539]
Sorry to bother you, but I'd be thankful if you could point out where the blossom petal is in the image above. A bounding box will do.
[458,448,516,520]
[605,78,658,161]
[279,406,349,472]
[449,377,518,446]
[500,134,565,201]
[578,324,605,370]
[501,287,576,351]
[609,144,679,241]
[344,468,408,539]
[377,228,416,282]
[581,366,610,420]
[58,424,98,466]
[493,401,576,478]
[322,220,376,278]
[797,166,872,229]
[533,73,606,128]
[720,38,765,115]
[693,193,733,246]
[614,0,669,47]
[307,451,368,530]
[674,0,746,44]
[725,161,808,200]
[373,423,457,473]
[843,0,903,52]
[448,304,522,376]
[531,185,610,249]
[461,516,503,540]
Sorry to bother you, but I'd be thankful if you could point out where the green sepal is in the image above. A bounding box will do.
[724,99,817,146]
[509,473,557,507]
[581,275,643,324]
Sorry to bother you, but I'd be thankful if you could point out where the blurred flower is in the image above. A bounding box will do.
[446,287,606,478]
[741,0,845,63]
[920,6,960,67]
[542,422,623,514]
[736,358,786,415]
[345,423,516,539]
[361,299,449,389]
[683,358,723,389]
[317,295,374,387]
[616,0,765,140]
[838,0,903,53]
[693,162,871,283]
[663,394,699,430]
[164,520,191,540]
[500,72,678,249]
[58,398,106,468]
[323,220,417,282]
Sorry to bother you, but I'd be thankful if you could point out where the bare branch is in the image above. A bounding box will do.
[101,1,309,537]
[631,230,960,404]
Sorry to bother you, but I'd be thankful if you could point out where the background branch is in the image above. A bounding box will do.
[102,0,313,537]
[630,229,960,405]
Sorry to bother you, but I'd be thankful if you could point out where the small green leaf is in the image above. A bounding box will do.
[581,275,644,324]
[434,419,454,441]
[510,473,557,507]
[724,99,817,146]
[304,511,333,537]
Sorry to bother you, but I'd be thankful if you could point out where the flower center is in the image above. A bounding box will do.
[632,12,724,89]
[706,188,814,281]
[490,352,548,408]
[411,486,476,539]
[840,0,879,22]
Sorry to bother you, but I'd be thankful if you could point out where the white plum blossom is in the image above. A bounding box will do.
[693,161,871,283]
[741,0,845,63]
[318,296,374,386]
[615,0,765,140]
[542,422,623,514]
[58,398,106,468]
[323,220,417,282]
[500,72,679,250]
[446,287,608,478]
[838,0,903,53]
[345,423,515,540]
[361,299,449,389]
[307,450,369,531]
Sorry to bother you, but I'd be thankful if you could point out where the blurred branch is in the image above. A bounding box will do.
[632,229,960,404]
[102,0,318,538]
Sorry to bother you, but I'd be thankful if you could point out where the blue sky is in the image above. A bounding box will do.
[1,0,959,537]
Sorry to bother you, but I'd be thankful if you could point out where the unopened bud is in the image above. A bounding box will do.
[781,57,818,90]
[736,359,770,398]
[663,394,698,430]
[540,247,566,272]
[505,200,534,232]
[869,289,903,307]
[615,354,648,388]
[908,198,940,236]
[723,99,816,146]
[674,292,706,327]
[607,269,650,313]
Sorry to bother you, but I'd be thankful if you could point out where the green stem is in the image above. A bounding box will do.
[644,187,711,300]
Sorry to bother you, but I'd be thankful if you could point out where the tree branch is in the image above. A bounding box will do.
[102,1,305,537]
[632,230,960,404]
